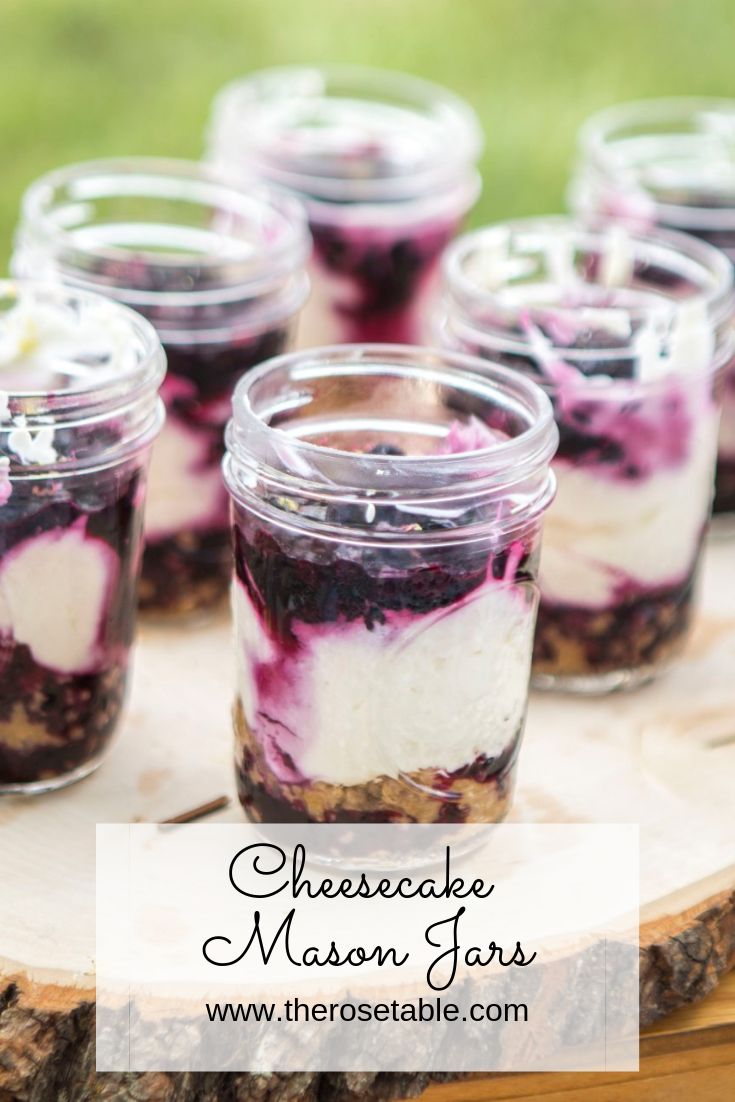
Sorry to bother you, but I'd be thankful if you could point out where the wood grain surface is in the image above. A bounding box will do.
[1,537,734,1100]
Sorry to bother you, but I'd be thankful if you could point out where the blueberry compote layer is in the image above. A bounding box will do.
[307,216,460,344]
[0,463,144,788]
[140,325,290,615]
[232,506,538,825]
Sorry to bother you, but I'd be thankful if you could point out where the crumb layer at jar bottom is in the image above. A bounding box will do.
[714,458,735,514]
[139,528,231,617]
[232,699,518,825]
[532,571,697,687]
[0,654,127,790]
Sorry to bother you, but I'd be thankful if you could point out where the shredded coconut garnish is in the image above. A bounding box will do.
[7,414,58,465]
[600,225,634,288]
[437,416,506,454]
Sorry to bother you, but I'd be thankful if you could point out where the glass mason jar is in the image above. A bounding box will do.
[13,158,310,617]
[440,217,735,693]
[207,65,481,348]
[223,345,558,824]
[570,98,735,514]
[0,281,165,793]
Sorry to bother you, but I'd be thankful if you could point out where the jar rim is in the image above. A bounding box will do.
[0,279,165,413]
[578,97,735,231]
[207,64,483,205]
[440,310,735,401]
[17,157,311,310]
[442,216,734,376]
[0,280,166,477]
[225,343,558,509]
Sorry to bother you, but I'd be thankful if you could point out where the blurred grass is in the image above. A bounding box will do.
[1,0,735,264]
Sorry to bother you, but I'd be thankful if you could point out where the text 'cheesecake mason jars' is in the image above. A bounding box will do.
[207,65,481,347]
[571,98,735,514]
[14,159,309,617]
[224,345,558,824]
[0,282,165,793]
[441,217,734,693]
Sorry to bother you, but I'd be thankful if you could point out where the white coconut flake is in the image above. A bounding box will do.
[464,227,511,292]
[7,414,58,465]
[667,298,715,376]
[600,225,634,288]
[0,294,139,391]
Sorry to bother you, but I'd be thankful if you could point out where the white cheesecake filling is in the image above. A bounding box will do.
[234,575,535,787]
[145,413,226,540]
[0,525,116,674]
[540,407,719,608]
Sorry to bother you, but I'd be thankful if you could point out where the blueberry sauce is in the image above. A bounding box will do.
[310,217,459,343]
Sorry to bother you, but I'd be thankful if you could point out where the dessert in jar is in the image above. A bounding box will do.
[223,345,557,824]
[570,98,735,514]
[440,217,734,692]
[207,66,481,347]
[13,159,309,616]
[0,281,165,793]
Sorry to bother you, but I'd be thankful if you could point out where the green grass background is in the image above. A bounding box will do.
[2,0,734,264]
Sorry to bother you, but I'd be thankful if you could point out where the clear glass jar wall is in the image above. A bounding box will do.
[224,344,557,823]
[207,66,481,348]
[570,98,735,513]
[0,282,165,793]
[13,158,310,616]
[441,217,735,692]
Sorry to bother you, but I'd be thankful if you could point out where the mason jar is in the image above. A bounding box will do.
[0,281,165,793]
[207,65,481,348]
[440,217,735,692]
[223,344,557,824]
[13,158,310,617]
[570,98,735,514]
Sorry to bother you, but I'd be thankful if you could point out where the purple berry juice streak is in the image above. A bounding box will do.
[232,505,534,824]
[310,217,459,343]
[139,325,290,614]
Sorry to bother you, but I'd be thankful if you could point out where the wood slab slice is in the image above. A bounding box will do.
[1,540,734,1100]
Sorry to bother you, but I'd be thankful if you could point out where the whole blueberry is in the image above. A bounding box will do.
[369,443,405,457]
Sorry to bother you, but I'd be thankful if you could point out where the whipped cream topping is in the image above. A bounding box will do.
[0,293,147,471]
[234,573,535,787]
[0,293,138,393]
[0,525,115,673]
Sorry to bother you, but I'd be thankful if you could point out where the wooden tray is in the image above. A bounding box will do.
[1,538,734,1100]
